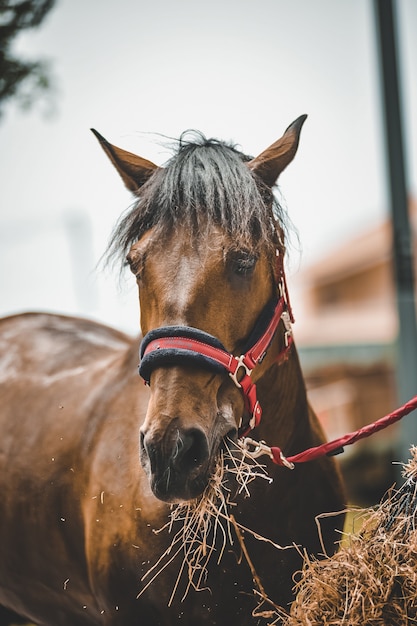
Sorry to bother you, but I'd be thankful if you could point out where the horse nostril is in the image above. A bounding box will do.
[140,430,158,473]
[173,428,209,472]
[140,430,147,459]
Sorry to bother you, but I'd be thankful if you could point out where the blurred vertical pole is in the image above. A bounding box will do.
[373,0,417,464]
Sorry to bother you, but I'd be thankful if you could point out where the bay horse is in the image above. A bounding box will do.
[0,116,345,625]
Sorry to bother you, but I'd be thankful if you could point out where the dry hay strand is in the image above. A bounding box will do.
[138,438,294,607]
[282,446,417,626]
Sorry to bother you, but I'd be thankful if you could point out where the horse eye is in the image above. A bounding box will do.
[230,252,258,276]
[126,252,144,278]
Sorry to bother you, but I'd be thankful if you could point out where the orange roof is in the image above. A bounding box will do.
[292,197,416,347]
[303,197,417,286]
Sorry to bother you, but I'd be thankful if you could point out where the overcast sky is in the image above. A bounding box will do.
[1,0,416,333]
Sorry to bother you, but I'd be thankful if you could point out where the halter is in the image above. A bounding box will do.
[139,253,294,437]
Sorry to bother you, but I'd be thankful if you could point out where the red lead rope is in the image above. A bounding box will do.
[265,394,417,468]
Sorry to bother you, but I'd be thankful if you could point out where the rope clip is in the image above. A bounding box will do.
[241,437,295,469]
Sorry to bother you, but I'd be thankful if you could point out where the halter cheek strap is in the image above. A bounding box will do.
[139,295,293,437]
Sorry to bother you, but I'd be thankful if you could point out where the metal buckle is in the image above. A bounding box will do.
[278,276,287,304]
[281,310,292,347]
[249,401,261,430]
[229,355,252,389]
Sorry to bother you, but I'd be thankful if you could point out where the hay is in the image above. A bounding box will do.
[138,439,292,606]
[282,446,417,626]
[139,442,417,622]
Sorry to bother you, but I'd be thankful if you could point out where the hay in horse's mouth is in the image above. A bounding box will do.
[137,438,294,607]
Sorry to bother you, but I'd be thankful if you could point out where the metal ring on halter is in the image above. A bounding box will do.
[228,355,253,389]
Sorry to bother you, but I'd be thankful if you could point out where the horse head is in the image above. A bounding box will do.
[92,116,306,503]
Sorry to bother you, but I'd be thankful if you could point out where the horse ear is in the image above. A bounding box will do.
[248,114,307,187]
[91,129,158,193]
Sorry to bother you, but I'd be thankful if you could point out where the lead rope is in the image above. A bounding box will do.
[243,394,417,468]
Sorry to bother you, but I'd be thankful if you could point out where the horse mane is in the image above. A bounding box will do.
[107,131,289,265]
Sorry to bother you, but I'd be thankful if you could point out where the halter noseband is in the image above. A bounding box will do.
[138,256,294,437]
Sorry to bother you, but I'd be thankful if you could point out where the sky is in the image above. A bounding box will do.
[1,0,416,334]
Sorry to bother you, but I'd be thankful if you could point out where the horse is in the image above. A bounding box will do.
[0,116,345,626]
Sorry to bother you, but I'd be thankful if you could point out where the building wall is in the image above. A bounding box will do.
[312,261,393,311]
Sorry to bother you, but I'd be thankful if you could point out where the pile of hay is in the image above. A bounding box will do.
[283,446,417,626]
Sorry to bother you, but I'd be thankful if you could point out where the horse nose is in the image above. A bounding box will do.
[140,425,211,501]
[140,426,209,475]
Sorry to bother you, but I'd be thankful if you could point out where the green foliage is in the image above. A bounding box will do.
[0,0,56,117]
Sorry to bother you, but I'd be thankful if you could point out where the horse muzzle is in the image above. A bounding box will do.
[140,424,214,503]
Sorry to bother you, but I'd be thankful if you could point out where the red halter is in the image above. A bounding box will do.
[139,254,293,437]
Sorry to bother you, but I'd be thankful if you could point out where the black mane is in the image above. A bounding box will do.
[108,132,288,264]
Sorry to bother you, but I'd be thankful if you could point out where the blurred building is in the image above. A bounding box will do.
[294,199,417,504]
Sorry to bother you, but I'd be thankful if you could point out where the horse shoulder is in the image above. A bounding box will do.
[0,312,152,624]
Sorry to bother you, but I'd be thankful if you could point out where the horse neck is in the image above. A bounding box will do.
[255,343,314,456]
